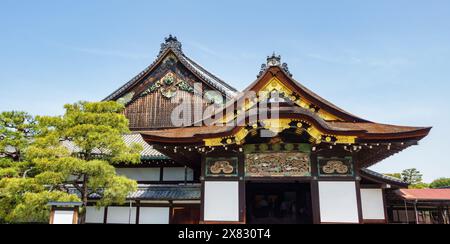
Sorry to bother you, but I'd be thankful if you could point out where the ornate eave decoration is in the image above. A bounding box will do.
[258,53,293,78]
[203,118,357,147]
[219,77,340,124]
[140,72,195,99]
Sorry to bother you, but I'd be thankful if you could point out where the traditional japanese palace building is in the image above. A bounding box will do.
[84,36,432,224]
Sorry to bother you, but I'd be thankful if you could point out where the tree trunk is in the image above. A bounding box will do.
[79,175,89,224]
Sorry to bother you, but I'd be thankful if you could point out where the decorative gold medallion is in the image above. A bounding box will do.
[322,161,349,174]
[318,157,353,177]
[210,161,235,174]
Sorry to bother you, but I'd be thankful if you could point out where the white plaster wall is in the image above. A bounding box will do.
[361,189,386,220]
[204,181,239,222]
[107,207,137,224]
[116,168,160,182]
[318,181,360,223]
[163,167,194,181]
[139,207,170,224]
[86,207,105,224]
[53,210,74,224]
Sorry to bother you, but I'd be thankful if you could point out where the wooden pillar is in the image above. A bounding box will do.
[136,201,141,225]
[310,152,321,224]
[238,152,246,224]
[103,207,108,224]
[310,180,321,224]
[353,152,364,224]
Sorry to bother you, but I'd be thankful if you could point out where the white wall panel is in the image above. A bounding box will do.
[53,210,74,224]
[116,168,160,182]
[361,189,386,220]
[139,207,170,224]
[86,207,105,224]
[107,207,137,224]
[163,167,194,181]
[204,181,239,222]
[319,181,359,223]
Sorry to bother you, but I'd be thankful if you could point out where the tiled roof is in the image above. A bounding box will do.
[122,133,168,160]
[361,168,408,186]
[137,107,431,140]
[63,133,168,160]
[396,189,450,201]
[104,35,237,101]
[128,184,201,200]
[75,184,201,201]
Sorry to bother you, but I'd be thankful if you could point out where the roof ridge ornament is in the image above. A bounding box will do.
[258,52,293,78]
[159,35,183,55]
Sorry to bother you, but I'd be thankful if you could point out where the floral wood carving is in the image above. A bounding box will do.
[210,161,235,174]
[322,161,349,174]
[141,72,194,99]
[205,157,239,177]
[318,157,353,177]
[245,152,311,177]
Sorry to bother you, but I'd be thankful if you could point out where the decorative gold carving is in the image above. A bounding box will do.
[322,160,349,174]
[141,72,194,99]
[210,161,235,175]
[203,118,356,147]
[245,152,311,177]
[206,157,238,177]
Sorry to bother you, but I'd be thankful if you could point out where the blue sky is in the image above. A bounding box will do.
[1,0,449,182]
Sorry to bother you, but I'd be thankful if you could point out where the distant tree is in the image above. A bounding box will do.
[430,178,450,189]
[385,173,402,180]
[409,182,430,189]
[401,168,423,185]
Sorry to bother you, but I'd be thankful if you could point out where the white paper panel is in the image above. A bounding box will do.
[163,167,194,181]
[139,207,170,224]
[204,181,239,222]
[53,210,74,224]
[107,207,137,224]
[86,207,105,224]
[116,168,160,182]
[361,189,386,220]
[319,181,359,223]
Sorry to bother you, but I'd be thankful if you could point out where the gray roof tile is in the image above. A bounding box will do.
[63,133,168,160]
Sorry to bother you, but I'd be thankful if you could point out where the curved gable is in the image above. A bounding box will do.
[104,36,238,129]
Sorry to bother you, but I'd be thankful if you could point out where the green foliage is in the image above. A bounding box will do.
[430,178,450,189]
[409,183,430,189]
[0,101,141,223]
[0,111,37,161]
[385,173,402,180]
[0,178,45,222]
[401,168,423,185]
[10,191,79,223]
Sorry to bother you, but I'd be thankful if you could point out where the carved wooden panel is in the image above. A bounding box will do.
[245,152,311,177]
[205,157,239,177]
[318,157,354,177]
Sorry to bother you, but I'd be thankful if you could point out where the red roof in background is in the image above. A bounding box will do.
[396,189,450,201]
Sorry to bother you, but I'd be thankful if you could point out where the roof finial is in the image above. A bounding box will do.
[257,53,293,78]
[159,34,182,55]
[267,52,281,67]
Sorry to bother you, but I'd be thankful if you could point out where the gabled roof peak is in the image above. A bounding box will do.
[159,35,183,56]
[258,52,293,78]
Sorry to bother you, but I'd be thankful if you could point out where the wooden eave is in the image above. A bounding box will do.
[139,108,431,145]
